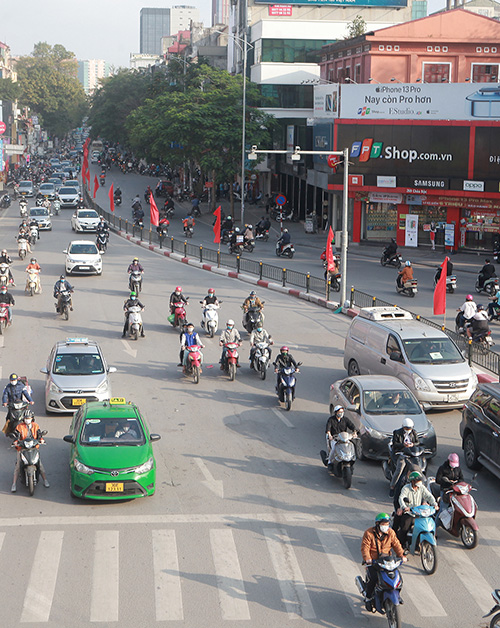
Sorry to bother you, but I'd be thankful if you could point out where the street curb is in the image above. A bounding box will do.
[119,231,341,312]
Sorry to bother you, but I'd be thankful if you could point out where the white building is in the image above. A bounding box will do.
[77,60,111,95]
[129,53,161,70]
[170,5,199,35]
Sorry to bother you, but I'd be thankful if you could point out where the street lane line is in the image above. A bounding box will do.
[152,529,183,621]
[120,339,137,358]
[0,532,4,552]
[210,529,251,620]
[443,545,493,611]
[90,530,119,623]
[271,407,294,428]
[403,573,447,617]
[263,528,315,620]
[316,529,362,617]
[20,531,63,623]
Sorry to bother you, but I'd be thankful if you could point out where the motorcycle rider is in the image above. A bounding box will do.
[219,320,241,369]
[0,249,15,285]
[29,217,40,240]
[395,471,437,547]
[277,228,291,254]
[96,216,109,237]
[457,294,477,331]
[361,513,406,611]
[488,289,500,319]
[435,258,453,282]
[170,286,188,316]
[11,411,49,492]
[397,260,413,289]
[180,323,204,372]
[242,290,264,328]
[467,303,490,340]
[323,405,356,467]
[2,373,34,429]
[249,324,273,367]
[53,275,74,313]
[182,215,195,235]
[436,452,464,518]
[478,258,496,289]
[273,346,299,392]
[131,195,142,213]
[113,186,122,202]
[25,258,42,293]
[122,291,145,338]
[243,224,254,243]
[127,257,144,289]
[17,230,31,254]
[383,238,398,263]
[389,418,420,497]
[221,215,234,240]
[256,215,271,237]
[0,285,15,323]
[202,288,219,308]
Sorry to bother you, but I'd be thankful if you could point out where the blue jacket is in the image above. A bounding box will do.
[2,381,33,404]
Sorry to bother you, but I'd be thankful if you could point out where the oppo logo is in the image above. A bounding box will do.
[463,180,484,192]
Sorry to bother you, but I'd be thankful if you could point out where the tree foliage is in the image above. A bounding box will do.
[15,42,87,137]
[345,16,367,39]
[0,78,21,101]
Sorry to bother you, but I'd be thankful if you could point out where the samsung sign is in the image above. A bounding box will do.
[463,180,485,192]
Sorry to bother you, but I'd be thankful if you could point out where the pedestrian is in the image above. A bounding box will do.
[265,194,271,215]
[429,221,436,251]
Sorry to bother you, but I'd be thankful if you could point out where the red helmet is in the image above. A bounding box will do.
[280,346,289,353]
[175,286,182,293]
[208,288,215,294]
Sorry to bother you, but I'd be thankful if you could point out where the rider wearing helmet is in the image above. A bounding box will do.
[53,275,74,313]
[0,249,15,285]
[170,286,188,314]
[323,405,356,467]
[25,257,41,293]
[122,291,145,338]
[0,284,15,322]
[11,411,49,492]
[273,345,299,390]
[361,513,406,609]
[383,238,398,262]
[277,227,291,252]
[243,224,254,242]
[242,290,264,322]
[202,288,219,308]
[256,215,271,236]
[467,303,490,340]
[389,418,420,496]
[397,260,413,288]
[249,323,273,367]
[219,319,241,369]
[457,294,477,331]
[221,215,234,241]
[396,471,437,546]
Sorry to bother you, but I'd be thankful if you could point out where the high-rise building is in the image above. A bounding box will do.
[140,8,171,55]
[170,5,199,35]
[212,0,231,26]
[77,60,111,95]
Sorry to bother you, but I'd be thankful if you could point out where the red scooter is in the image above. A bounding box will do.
[170,299,188,328]
[222,342,239,381]
[184,345,203,384]
[437,481,478,549]
[0,303,10,334]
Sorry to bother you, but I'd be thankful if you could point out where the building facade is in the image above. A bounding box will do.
[140,8,170,55]
[212,0,231,26]
[170,5,199,34]
[77,60,111,95]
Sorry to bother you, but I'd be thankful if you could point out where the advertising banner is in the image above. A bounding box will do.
[286,125,294,165]
[314,85,340,119]
[405,214,419,247]
[473,126,500,180]
[340,84,500,121]
[445,223,455,247]
[256,0,406,6]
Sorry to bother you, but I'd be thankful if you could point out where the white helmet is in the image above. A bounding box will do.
[405,260,411,267]
[333,404,343,413]
[227,319,234,326]
[402,418,414,429]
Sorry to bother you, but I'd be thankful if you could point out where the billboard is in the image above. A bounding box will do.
[256,0,406,5]
[473,126,500,180]
[314,84,340,119]
[340,83,500,121]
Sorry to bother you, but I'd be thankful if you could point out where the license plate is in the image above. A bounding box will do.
[448,394,458,403]
[106,482,123,492]
[72,398,86,406]
[79,266,89,270]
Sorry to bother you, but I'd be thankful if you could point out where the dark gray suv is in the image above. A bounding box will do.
[460,383,500,479]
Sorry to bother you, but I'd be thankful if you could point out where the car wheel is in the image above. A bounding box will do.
[463,433,482,470]
[347,360,360,376]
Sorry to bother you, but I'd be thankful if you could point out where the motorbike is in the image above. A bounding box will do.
[242,305,265,333]
[326,268,341,292]
[221,229,234,245]
[184,225,194,238]
[0,262,11,287]
[0,303,10,334]
[10,430,48,496]
[222,342,240,381]
[229,234,245,254]
[320,431,357,489]
[383,444,431,503]
[243,238,255,253]
[200,302,220,338]
[158,222,169,238]
[276,363,301,411]
[476,275,500,296]
[129,270,143,293]
[436,481,478,548]
[4,399,29,435]
[275,241,295,258]
[355,555,404,628]
[381,249,403,269]
[114,194,122,206]
[126,304,144,341]
[26,269,40,296]
[255,229,269,242]
[56,289,73,320]
[19,200,28,217]
[455,314,494,352]
[483,589,500,628]
[35,197,44,207]
[96,232,108,254]
[52,199,60,215]
[0,194,11,208]
[170,299,188,328]
[99,174,106,186]
[434,268,457,293]
[396,277,418,297]
[133,217,144,229]
[184,345,203,384]
[250,341,272,380]
[18,238,29,260]
[401,501,438,574]
[29,225,39,247]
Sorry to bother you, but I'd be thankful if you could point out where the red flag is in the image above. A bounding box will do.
[433,257,448,315]
[93,175,99,198]
[149,193,159,227]
[213,205,221,244]
[325,226,336,272]
[108,183,115,212]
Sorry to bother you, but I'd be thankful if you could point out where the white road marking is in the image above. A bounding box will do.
[263,528,315,620]
[0,532,4,551]
[152,529,183,621]
[194,457,224,498]
[271,407,294,428]
[443,545,493,611]
[120,339,137,358]
[316,529,362,617]
[210,529,251,620]
[0,336,4,349]
[403,573,447,617]
[90,530,119,623]
[20,531,63,623]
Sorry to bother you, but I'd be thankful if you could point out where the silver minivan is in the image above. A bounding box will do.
[343,307,477,408]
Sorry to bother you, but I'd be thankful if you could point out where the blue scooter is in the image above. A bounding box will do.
[276,363,301,411]
[355,555,404,628]
[403,502,438,574]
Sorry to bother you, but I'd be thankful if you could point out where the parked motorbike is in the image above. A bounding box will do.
[396,278,418,297]
[242,305,264,333]
[275,241,295,258]
[222,342,240,381]
[170,299,188,328]
[250,341,272,380]
[434,268,457,293]
[200,302,220,338]
[381,249,403,268]
[355,555,404,627]
[320,431,358,489]
[184,345,203,384]
[126,304,144,341]
[483,589,500,628]
[276,363,301,411]
[0,263,11,287]
[476,275,500,296]
[56,289,73,320]
[10,430,48,496]
[401,501,438,574]
[96,232,108,254]
[17,237,28,260]
[436,481,479,549]
[19,199,28,217]
[26,269,40,297]
[129,270,143,293]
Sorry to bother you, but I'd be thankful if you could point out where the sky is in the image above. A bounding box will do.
[0,0,212,68]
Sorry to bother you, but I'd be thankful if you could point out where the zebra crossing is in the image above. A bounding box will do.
[0,522,496,625]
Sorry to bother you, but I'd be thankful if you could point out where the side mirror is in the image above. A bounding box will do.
[390,351,403,363]
[41,430,48,436]
[150,433,161,442]
[108,367,117,374]
[63,249,68,254]
[63,435,74,443]
[40,367,48,374]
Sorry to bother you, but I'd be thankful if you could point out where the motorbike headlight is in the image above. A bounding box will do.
[74,459,94,475]
[413,374,431,392]
[133,457,154,475]
[49,380,63,394]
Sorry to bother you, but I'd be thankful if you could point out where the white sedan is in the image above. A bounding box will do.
[64,240,102,275]
[71,209,100,233]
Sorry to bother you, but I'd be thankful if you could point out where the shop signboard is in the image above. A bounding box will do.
[445,223,455,247]
[405,214,419,247]
[256,0,407,6]
[377,175,396,188]
[286,125,294,165]
[369,192,402,203]
[463,180,484,192]
[314,85,340,119]
[313,123,333,165]
[340,83,500,121]
[473,126,500,179]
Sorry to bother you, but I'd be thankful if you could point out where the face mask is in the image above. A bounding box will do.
[415,482,422,489]
[337,413,344,419]
[131,296,136,301]
[379,524,390,534]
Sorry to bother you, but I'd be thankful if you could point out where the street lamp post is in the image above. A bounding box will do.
[241,27,248,227]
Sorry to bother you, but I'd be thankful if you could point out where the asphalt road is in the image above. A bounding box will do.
[0,194,498,628]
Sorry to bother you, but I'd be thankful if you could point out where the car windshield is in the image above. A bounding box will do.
[30,208,49,216]
[403,338,463,364]
[78,211,98,218]
[363,390,422,415]
[80,417,145,446]
[40,184,54,190]
[53,351,104,375]
[60,187,78,195]
[69,243,98,255]
[19,182,32,189]
[67,181,79,187]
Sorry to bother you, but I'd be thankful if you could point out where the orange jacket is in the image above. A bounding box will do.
[183,218,195,228]
[361,526,404,563]
[14,422,43,450]
[26,263,41,272]
[399,266,414,283]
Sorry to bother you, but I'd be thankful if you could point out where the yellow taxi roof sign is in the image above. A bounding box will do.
[109,397,126,405]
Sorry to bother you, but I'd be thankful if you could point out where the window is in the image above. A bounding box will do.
[355,64,361,83]
[259,84,313,109]
[386,334,401,357]
[340,380,354,398]
[348,384,360,406]
[261,39,335,64]
[423,62,451,83]
[471,63,500,83]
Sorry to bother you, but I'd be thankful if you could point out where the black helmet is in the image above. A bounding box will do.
[60,274,65,280]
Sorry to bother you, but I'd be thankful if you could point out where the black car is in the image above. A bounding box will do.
[460,382,500,479]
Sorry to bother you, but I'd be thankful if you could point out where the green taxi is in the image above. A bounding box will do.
[63,398,161,499]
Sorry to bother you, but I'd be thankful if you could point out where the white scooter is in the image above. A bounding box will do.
[19,200,28,218]
[127,305,144,341]
[26,269,41,296]
[250,341,273,380]
[200,301,221,338]
[18,237,29,260]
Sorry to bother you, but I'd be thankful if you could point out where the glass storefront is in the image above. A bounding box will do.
[462,208,500,250]
[406,205,447,247]
[362,201,397,241]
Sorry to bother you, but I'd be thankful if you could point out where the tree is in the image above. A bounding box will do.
[15,42,87,137]
[345,16,367,39]
[0,79,21,101]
